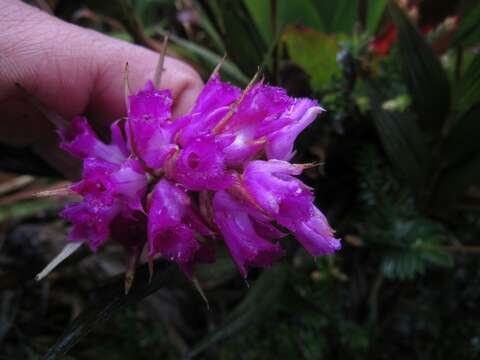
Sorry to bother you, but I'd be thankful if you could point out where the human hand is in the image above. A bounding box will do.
[0,0,203,176]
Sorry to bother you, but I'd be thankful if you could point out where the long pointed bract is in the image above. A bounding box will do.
[35,242,83,281]
[153,35,169,89]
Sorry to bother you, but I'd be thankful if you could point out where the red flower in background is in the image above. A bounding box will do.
[369,1,459,56]
[370,23,397,56]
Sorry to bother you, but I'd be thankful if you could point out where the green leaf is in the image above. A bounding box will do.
[0,199,62,222]
[130,0,175,27]
[434,104,480,211]
[203,0,267,76]
[277,0,325,32]
[366,0,388,35]
[453,1,480,47]
[109,31,133,42]
[382,252,426,280]
[380,218,453,280]
[382,246,453,280]
[432,151,480,210]
[282,26,340,91]
[154,28,249,86]
[389,2,451,131]
[42,261,188,360]
[420,247,454,267]
[195,248,238,283]
[443,104,480,167]
[195,2,226,54]
[244,0,326,44]
[310,0,356,34]
[455,55,480,112]
[365,80,430,190]
[383,245,444,280]
[243,0,273,44]
[186,265,288,358]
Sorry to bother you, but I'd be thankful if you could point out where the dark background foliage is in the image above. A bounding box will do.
[1,0,480,359]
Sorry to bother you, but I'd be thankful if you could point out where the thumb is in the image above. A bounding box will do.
[0,0,203,175]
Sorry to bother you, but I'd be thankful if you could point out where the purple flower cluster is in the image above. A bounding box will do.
[59,73,341,278]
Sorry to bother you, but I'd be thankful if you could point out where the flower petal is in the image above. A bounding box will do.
[110,120,130,156]
[110,212,147,253]
[178,107,230,146]
[58,116,127,163]
[290,206,341,256]
[127,81,177,168]
[72,158,147,213]
[192,74,241,113]
[226,84,292,132]
[266,100,323,161]
[213,191,284,277]
[276,195,340,256]
[128,80,172,122]
[177,75,241,146]
[61,201,119,251]
[169,135,234,191]
[243,159,307,215]
[147,179,212,266]
[180,240,216,278]
[110,159,148,212]
[220,84,294,165]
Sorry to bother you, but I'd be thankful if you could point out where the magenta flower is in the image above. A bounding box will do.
[58,69,340,281]
[266,99,324,161]
[147,178,214,275]
[242,160,340,256]
[59,116,147,252]
[58,116,129,163]
[213,190,284,277]
[167,134,235,191]
[176,74,241,146]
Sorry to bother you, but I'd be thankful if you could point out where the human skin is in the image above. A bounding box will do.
[0,0,203,176]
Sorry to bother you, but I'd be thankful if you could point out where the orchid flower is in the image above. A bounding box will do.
[55,58,341,290]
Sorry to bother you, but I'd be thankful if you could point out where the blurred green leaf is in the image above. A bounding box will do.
[243,0,272,44]
[155,28,249,86]
[195,248,238,283]
[381,219,452,280]
[455,55,480,112]
[365,80,430,190]
[382,252,426,280]
[0,200,62,222]
[245,0,326,45]
[42,261,188,360]
[433,151,480,210]
[418,246,454,267]
[186,265,288,358]
[82,0,125,19]
[130,0,175,27]
[340,322,370,351]
[389,2,451,131]
[283,26,340,91]
[453,1,480,47]
[366,0,388,35]
[203,0,267,76]
[381,93,411,112]
[310,0,356,34]
[443,104,480,167]
[109,31,134,42]
[194,2,226,53]
[277,0,325,31]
